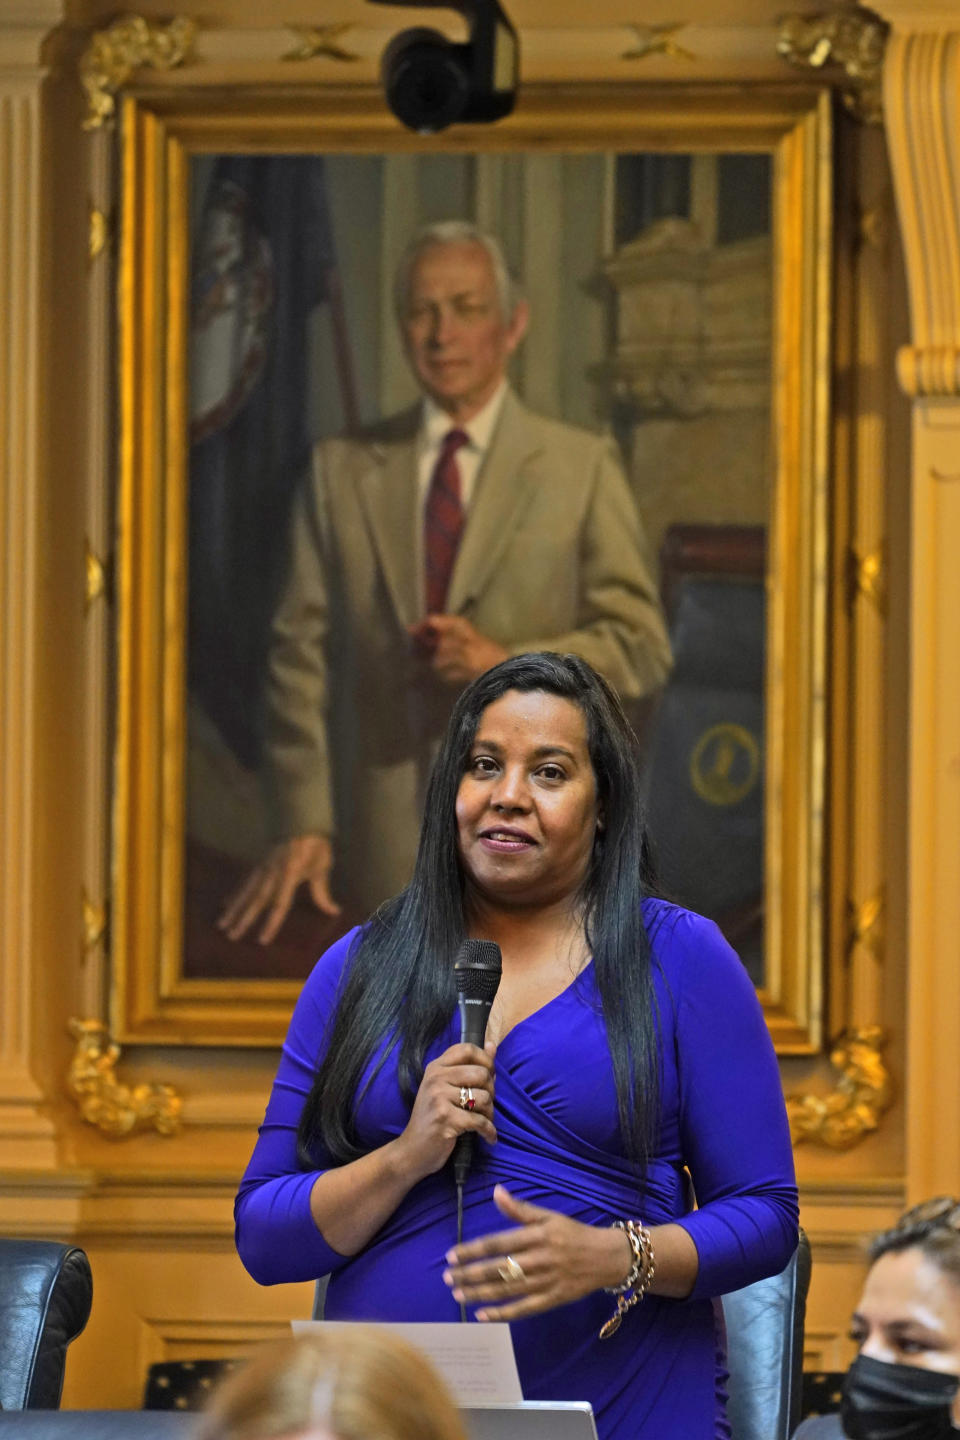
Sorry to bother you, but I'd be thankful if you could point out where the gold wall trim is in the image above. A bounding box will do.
[787,1026,893,1148]
[79,16,197,131]
[66,1019,182,1138]
[777,8,888,123]
[896,345,960,399]
[282,25,359,63]
[848,544,886,614]
[859,193,891,250]
[88,204,110,262]
[82,889,107,950]
[84,539,108,613]
[620,24,696,63]
[884,31,960,399]
[847,889,884,965]
[930,467,960,484]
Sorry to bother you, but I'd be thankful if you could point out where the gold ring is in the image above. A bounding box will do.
[497,1254,526,1285]
[458,1086,475,1111]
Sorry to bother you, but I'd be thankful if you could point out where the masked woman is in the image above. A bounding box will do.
[236,652,799,1440]
[796,1197,960,1439]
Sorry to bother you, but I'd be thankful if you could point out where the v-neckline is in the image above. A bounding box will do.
[491,958,594,1050]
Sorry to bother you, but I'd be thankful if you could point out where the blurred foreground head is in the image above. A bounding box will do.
[194,1329,468,1440]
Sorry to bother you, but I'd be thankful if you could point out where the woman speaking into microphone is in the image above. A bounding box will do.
[235,652,798,1440]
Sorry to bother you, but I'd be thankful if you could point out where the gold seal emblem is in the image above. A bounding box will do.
[689,723,760,806]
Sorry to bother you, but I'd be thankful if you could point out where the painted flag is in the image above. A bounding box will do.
[187,155,355,767]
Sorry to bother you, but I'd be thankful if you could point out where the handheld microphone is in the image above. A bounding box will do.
[452,938,502,1187]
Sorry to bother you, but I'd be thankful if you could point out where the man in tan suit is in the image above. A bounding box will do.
[220,221,671,942]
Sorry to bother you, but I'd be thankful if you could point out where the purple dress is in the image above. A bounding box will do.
[236,900,798,1440]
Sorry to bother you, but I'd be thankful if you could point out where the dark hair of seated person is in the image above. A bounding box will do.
[295,650,661,1177]
[867,1195,960,1274]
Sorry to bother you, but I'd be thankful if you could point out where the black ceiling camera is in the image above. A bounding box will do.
[369,0,519,134]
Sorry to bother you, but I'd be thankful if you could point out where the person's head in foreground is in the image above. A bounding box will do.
[193,1329,467,1440]
[832,1196,960,1438]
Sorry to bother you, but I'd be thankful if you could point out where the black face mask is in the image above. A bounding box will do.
[841,1354,960,1439]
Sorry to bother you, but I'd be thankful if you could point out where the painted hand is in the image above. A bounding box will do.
[217,833,340,944]
[408,615,508,685]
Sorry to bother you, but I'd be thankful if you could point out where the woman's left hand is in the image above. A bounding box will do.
[442,1184,633,1321]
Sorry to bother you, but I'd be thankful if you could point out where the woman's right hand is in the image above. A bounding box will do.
[394,1041,497,1182]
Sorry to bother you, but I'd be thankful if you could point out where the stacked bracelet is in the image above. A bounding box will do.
[599,1219,655,1340]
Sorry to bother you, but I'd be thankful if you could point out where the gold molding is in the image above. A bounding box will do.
[787,1026,893,1148]
[847,889,884,965]
[858,195,891,252]
[931,467,960,484]
[66,1018,182,1138]
[282,24,359,63]
[848,544,886,615]
[88,204,110,262]
[88,205,108,262]
[82,889,107,951]
[897,346,960,400]
[79,16,197,131]
[84,538,108,612]
[885,32,960,401]
[777,8,888,124]
[620,24,697,63]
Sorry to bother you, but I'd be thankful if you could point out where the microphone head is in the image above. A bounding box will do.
[453,938,502,1003]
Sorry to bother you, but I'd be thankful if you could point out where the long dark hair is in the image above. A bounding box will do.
[297,652,661,1175]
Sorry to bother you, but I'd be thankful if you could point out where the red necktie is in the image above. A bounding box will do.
[424,428,469,615]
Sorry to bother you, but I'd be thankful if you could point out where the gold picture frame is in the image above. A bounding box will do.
[112,82,831,1049]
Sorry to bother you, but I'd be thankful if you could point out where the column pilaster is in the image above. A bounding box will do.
[877,10,960,1201]
[0,6,66,1164]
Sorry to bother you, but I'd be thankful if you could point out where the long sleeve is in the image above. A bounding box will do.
[663,909,799,1299]
[264,447,336,841]
[508,440,672,702]
[234,928,361,1284]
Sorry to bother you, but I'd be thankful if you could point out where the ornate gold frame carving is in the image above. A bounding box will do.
[84,539,108,613]
[88,204,110,262]
[620,25,696,63]
[847,889,884,964]
[777,8,888,125]
[787,1026,892,1148]
[66,1018,182,1137]
[282,25,359,63]
[848,545,886,614]
[82,890,107,950]
[112,84,832,1048]
[79,15,197,130]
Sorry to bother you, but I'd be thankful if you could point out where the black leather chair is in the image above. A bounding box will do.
[723,1231,812,1440]
[0,1418,191,1438]
[794,1416,843,1438]
[0,1241,93,1411]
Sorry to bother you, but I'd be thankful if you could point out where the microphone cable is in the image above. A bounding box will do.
[456,1179,467,1323]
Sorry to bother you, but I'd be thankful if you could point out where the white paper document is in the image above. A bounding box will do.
[291,1319,523,1405]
